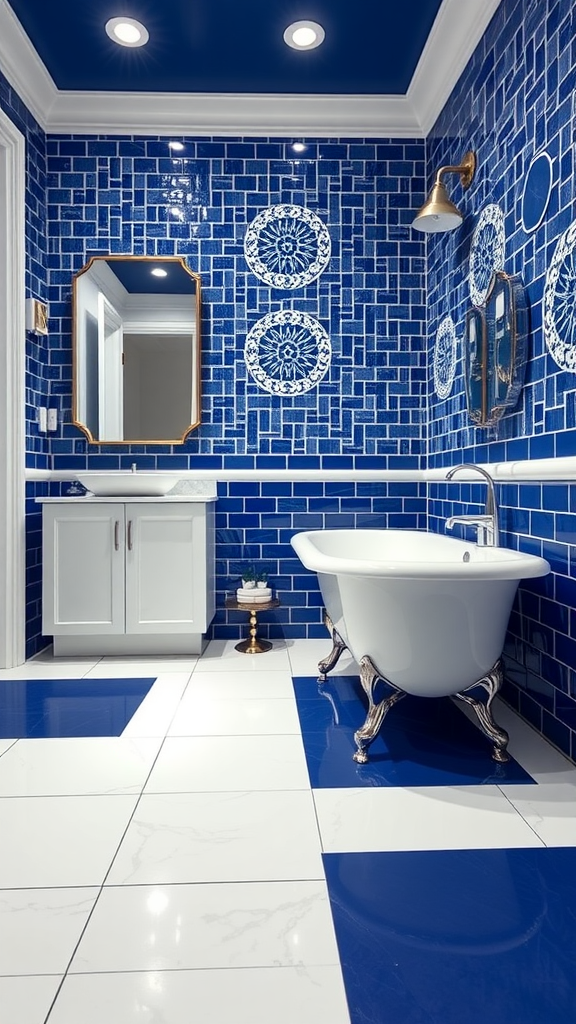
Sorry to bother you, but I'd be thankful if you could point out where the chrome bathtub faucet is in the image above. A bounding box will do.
[445,463,500,547]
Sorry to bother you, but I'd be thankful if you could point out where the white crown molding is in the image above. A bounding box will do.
[409,0,503,136]
[0,0,502,137]
[46,91,422,138]
[0,0,58,127]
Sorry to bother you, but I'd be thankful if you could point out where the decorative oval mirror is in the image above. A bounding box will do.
[521,151,553,234]
[72,256,201,444]
[464,271,528,426]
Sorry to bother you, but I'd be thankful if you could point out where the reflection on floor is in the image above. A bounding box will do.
[0,639,574,1024]
[293,674,534,787]
[0,678,156,737]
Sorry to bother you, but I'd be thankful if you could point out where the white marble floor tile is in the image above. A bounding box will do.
[185,668,295,698]
[0,654,101,679]
[197,639,291,671]
[488,699,576,785]
[0,975,63,1024]
[70,879,339,973]
[0,886,98,975]
[0,740,17,756]
[106,790,324,885]
[144,734,310,793]
[167,695,301,737]
[0,737,161,796]
[47,965,350,1024]
[0,795,138,888]
[287,638,359,678]
[499,783,576,846]
[314,785,545,853]
[83,657,198,678]
[121,674,191,737]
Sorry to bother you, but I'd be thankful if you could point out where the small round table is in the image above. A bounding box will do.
[225,596,280,654]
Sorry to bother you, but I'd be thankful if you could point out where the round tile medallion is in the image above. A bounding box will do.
[244,204,331,289]
[469,203,506,306]
[244,310,332,394]
[433,315,457,399]
[543,219,576,371]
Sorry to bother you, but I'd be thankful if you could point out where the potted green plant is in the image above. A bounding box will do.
[241,567,256,589]
[256,571,269,589]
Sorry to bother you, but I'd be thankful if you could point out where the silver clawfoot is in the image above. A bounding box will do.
[318,611,348,681]
[454,659,510,762]
[353,655,405,763]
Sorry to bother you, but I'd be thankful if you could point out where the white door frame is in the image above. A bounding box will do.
[0,106,26,667]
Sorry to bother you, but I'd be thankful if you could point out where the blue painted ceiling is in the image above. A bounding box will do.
[6,0,443,94]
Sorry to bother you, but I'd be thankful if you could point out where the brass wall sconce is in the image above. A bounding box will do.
[412,151,476,233]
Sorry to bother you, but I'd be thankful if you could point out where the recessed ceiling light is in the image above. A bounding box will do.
[168,142,185,151]
[151,267,168,277]
[105,17,149,48]
[284,20,325,50]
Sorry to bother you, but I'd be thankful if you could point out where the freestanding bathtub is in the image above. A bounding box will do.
[291,529,550,763]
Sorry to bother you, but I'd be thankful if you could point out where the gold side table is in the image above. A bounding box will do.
[225,597,280,654]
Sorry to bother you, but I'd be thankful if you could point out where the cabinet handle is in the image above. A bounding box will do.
[127,519,133,550]
[114,520,119,551]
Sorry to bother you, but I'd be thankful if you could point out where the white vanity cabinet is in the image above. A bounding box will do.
[41,498,215,656]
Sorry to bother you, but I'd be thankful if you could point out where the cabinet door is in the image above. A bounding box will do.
[42,504,125,634]
[125,504,207,634]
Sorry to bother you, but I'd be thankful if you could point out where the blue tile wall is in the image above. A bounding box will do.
[426,0,576,758]
[44,134,427,640]
[4,0,576,760]
[0,68,50,656]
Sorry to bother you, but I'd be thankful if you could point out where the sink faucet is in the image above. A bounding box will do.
[444,463,500,547]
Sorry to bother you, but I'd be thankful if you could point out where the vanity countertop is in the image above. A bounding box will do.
[36,495,217,504]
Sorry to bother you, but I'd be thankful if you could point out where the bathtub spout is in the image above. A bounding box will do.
[445,463,500,546]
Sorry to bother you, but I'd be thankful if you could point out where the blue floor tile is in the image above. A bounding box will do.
[293,675,534,787]
[324,847,576,1024]
[0,678,156,737]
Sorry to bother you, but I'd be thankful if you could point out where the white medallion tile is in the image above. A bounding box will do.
[167,695,301,737]
[0,737,161,796]
[144,734,309,793]
[106,790,324,885]
[313,786,545,853]
[0,975,63,1024]
[69,879,339,973]
[47,965,350,1024]
[0,887,99,975]
[0,795,139,888]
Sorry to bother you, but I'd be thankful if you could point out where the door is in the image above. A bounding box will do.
[42,503,125,634]
[125,503,206,634]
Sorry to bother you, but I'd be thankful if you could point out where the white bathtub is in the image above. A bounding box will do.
[291,529,550,762]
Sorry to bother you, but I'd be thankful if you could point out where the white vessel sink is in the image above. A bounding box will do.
[76,472,178,497]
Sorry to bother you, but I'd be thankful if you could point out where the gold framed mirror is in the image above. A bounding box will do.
[72,255,201,444]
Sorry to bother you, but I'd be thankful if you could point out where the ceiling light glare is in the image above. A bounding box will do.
[105,17,149,47]
[284,20,325,50]
[151,267,168,277]
[168,141,184,151]
[292,142,307,153]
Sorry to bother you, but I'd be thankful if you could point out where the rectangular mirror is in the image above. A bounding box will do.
[73,256,201,444]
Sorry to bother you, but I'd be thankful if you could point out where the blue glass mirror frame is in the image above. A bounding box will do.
[464,271,528,426]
